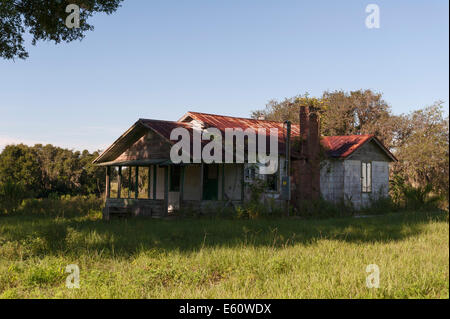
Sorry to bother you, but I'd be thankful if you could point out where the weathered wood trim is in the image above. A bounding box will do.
[179,166,185,209]
[147,166,151,199]
[346,137,397,162]
[128,166,132,198]
[221,163,225,201]
[200,163,204,200]
[135,166,139,199]
[96,159,169,167]
[105,166,111,200]
[241,164,245,201]
[153,165,157,199]
[104,198,165,219]
[93,121,146,164]
[117,166,122,199]
[164,166,169,215]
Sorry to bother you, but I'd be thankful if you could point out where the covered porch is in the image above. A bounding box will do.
[102,159,245,220]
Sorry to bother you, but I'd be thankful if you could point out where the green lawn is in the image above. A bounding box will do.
[0,211,448,299]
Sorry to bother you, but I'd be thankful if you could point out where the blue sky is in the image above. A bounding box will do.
[0,0,448,151]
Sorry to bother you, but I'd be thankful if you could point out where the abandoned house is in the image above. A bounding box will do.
[93,107,397,219]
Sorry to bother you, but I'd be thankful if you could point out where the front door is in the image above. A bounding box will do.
[203,164,219,200]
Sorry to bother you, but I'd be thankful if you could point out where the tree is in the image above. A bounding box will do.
[392,102,449,202]
[0,179,27,214]
[0,144,41,195]
[0,0,123,60]
[252,89,395,147]
[251,93,323,123]
[0,143,105,197]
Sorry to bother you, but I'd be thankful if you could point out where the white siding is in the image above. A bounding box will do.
[224,164,242,200]
[372,161,390,198]
[184,165,202,200]
[343,160,362,209]
[338,160,390,210]
[320,160,344,203]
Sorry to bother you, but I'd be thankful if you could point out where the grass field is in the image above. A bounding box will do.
[0,210,448,299]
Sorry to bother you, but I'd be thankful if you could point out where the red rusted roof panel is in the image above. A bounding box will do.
[139,119,194,142]
[179,112,381,159]
[179,111,300,154]
[95,113,394,164]
[320,135,374,158]
[140,113,390,160]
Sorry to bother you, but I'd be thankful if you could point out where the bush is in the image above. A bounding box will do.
[294,197,355,219]
[0,179,27,214]
[362,196,398,215]
[390,175,443,211]
[17,195,103,218]
[232,179,287,219]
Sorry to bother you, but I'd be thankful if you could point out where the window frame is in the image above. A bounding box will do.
[265,171,279,193]
[361,161,372,193]
[244,166,256,183]
[264,158,280,193]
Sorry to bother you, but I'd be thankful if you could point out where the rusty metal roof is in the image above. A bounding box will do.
[178,111,299,155]
[321,135,373,158]
[321,135,397,161]
[140,118,194,142]
[179,112,396,161]
[179,111,300,135]
[94,112,396,164]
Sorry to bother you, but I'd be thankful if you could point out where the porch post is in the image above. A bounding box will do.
[153,165,157,199]
[200,163,204,201]
[241,164,245,202]
[105,166,111,200]
[221,163,225,201]
[128,166,132,198]
[179,165,185,209]
[135,166,139,199]
[147,166,151,199]
[164,166,169,216]
[117,166,122,199]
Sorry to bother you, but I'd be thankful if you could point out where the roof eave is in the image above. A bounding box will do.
[345,136,397,162]
[92,120,148,165]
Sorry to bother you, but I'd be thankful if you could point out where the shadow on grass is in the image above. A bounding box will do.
[1,211,447,258]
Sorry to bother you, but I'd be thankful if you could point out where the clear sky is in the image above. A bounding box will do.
[0,0,448,152]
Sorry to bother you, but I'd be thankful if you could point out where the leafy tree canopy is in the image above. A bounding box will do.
[252,90,397,148]
[0,0,123,60]
[0,143,105,197]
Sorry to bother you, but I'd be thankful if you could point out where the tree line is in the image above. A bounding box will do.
[0,144,105,199]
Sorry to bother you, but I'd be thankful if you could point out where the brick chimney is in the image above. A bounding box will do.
[296,105,320,204]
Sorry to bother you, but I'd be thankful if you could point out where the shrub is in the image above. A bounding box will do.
[17,195,103,217]
[295,197,355,219]
[0,179,27,214]
[390,175,443,211]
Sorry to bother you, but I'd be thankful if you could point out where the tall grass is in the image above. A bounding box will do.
[5,195,103,218]
[390,175,446,211]
[0,206,448,299]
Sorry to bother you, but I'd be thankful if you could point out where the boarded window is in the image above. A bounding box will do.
[361,162,372,193]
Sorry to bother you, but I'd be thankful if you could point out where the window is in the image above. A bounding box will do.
[245,164,279,192]
[170,166,181,192]
[361,162,372,193]
[266,171,279,192]
[244,167,256,182]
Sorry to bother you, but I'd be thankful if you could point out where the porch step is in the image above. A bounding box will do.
[108,206,132,218]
